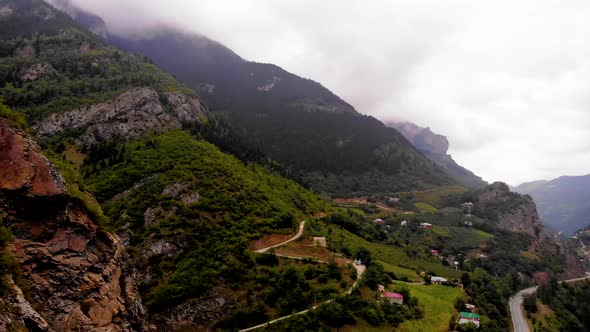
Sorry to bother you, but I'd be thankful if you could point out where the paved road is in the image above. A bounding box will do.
[255,221,306,253]
[510,274,590,332]
[510,285,538,332]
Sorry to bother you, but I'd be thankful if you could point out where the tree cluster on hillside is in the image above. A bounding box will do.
[525,279,590,331]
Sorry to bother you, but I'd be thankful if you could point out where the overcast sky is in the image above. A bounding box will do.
[69,0,590,185]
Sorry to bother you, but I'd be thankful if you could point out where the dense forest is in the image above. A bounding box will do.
[525,279,590,331]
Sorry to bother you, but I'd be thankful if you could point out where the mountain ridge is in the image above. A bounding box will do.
[54,7,457,195]
[514,174,590,234]
[388,121,487,189]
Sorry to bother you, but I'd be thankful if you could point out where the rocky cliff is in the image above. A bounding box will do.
[388,121,487,189]
[0,119,151,331]
[475,182,543,238]
[34,87,207,143]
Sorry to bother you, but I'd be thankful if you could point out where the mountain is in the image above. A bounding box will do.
[513,175,590,235]
[0,1,329,329]
[388,121,487,189]
[96,27,454,195]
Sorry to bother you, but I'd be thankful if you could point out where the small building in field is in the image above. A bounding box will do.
[401,220,408,227]
[373,218,385,225]
[458,312,480,327]
[382,292,404,305]
[431,276,447,285]
[465,304,476,312]
[377,284,385,292]
[420,222,433,229]
[431,249,439,256]
[312,237,327,247]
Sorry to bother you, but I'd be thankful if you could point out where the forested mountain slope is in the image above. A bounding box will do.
[0,1,329,329]
[102,27,454,195]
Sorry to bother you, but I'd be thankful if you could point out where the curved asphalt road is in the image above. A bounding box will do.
[510,274,590,332]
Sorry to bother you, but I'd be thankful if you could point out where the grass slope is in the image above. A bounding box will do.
[392,282,462,332]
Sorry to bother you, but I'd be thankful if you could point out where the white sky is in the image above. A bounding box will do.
[70,0,590,185]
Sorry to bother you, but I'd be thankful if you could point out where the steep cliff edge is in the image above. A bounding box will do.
[472,182,585,281]
[475,182,543,238]
[388,121,487,189]
[0,120,150,331]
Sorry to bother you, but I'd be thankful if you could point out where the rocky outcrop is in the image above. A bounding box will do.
[21,63,56,82]
[388,121,448,155]
[34,87,207,143]
[79,41,91,54]
[15,45,34,58]
[388,121,487,189]
[475,182,543,238]
[0,120,150,331]
[0,275,48,331]
[151,287,237,331]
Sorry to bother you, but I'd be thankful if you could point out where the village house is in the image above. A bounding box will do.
[431,249,439,256]
[465,304,476,312]
[312,237,327,247]
[377,284,385,292]
[458,312,480,327]
[401,220,408,227]
[382,292,404,305]
[431,276,447,285]
[420,222,433,229]
[372,218,385,225]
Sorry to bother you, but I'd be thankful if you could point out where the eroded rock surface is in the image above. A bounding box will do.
[34,87,207,143]
[0,120,151,331]
[21,63,56,82]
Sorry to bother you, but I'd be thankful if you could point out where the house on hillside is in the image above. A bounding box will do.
[373,218,385,225]
[420,222,433,229]
[458,312,480,327]
[382,292,404,305]
[431,276,447,285]
[313,237,327,247]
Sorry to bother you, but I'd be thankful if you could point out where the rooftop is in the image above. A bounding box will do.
[460,312,480,319]
[383,292,404,299]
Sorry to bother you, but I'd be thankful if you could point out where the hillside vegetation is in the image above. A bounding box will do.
[103,26,455,195]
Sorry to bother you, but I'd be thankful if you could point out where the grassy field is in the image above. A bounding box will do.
[414,202,439,213]
[474,229,494,239]
[376,260,420,281]
[398,186,468,208]
[392,282,463,332]
[327,225,464,278]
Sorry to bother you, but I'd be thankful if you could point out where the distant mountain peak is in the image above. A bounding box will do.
[388,121,449,155]
[388,120,486,189]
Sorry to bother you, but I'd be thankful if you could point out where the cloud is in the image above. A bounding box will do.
[68,0,590,185]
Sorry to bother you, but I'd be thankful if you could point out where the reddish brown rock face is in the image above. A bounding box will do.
[0,120,150,331]
[0,122,65,196]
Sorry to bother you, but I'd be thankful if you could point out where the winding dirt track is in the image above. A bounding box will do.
[255,221,306,253]
[240,221,366,331]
